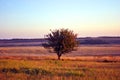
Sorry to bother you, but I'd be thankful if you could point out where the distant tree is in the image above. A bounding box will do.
[44,29,78,60]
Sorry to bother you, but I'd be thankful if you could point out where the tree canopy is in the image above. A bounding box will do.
[45,29,78,60]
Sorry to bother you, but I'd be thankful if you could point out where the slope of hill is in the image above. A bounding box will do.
[0,37,120,47]
[78,37,120,44]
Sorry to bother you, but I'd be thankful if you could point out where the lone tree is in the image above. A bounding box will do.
[44,28,78,60]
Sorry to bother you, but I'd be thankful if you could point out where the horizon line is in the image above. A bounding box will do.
[0,36,120,40]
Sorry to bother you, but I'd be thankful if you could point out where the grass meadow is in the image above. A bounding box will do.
[0,45,120,80]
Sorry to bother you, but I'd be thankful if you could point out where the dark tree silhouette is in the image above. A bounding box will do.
[44,29,78,60]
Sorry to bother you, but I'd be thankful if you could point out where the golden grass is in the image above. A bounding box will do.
[0,45,120,80]
[0,56,120,62]
[0,45,120,56]
[0,59,120,80]
[0,45,120,61]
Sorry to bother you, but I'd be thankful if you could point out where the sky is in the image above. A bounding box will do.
[0,0,120,39]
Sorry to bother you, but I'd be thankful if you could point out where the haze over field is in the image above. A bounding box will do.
[0,0,120,39]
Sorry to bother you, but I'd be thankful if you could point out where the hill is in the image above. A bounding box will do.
[0,36,120,47]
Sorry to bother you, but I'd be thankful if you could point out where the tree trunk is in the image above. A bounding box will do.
[57,52,61,60]
[58,56,61,60]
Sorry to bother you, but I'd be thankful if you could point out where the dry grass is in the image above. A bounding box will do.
[67,46,120,56]
[0,45,120,80]
[0,56,120,62]
[0,59,120,80]
[0,45,120,61]
[0,45,120,56]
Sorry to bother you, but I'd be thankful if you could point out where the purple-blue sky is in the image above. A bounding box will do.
[0,0,120,39]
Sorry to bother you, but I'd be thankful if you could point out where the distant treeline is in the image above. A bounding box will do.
[78,37,120,44]
[0,39,45,43]
[0,37,120,47]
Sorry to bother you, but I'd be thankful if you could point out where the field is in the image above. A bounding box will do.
[0,45,120,80]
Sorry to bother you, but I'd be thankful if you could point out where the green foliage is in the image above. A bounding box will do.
[20,68,39,75]
[54,60,62,66]
[46,28,78,60]
[1,68,52,75]
[65,70,85,76]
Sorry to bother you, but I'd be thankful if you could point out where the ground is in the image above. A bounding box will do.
[0,45,120,80]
